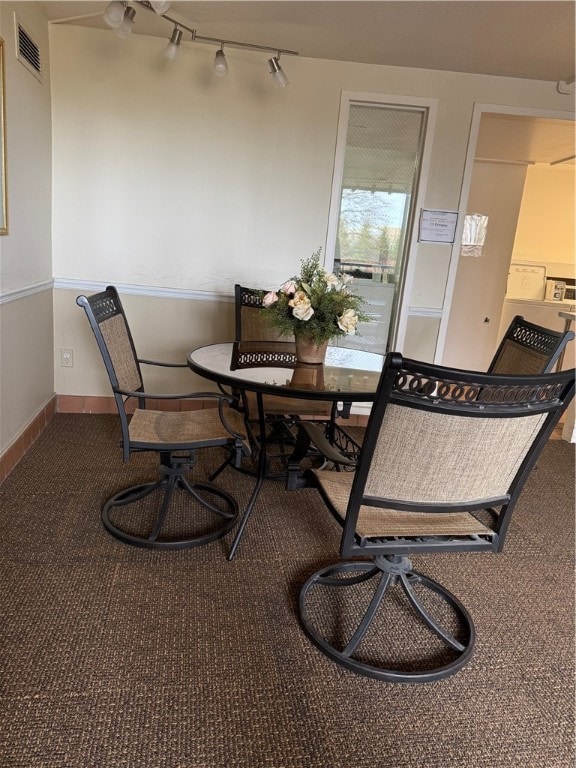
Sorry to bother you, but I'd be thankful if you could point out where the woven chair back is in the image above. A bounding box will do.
[365,404,546,504]
[77,286,144,400]
[99,313,143,394]
[235,285,293,343]
[489,315,574,375]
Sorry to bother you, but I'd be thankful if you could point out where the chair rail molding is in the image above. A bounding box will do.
[53,278,234,303]
[0,279,53,305]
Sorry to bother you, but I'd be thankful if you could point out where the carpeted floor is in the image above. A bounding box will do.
[0,414,574,768]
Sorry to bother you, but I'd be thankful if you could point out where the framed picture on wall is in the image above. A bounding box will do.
[0,38,6,235]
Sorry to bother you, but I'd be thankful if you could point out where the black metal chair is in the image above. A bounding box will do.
[299,353,575,683]
[233,285,336,480]
[488,314,574,375]
[77,286,250,550]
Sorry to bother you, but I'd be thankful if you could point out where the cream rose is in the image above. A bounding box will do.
[289,290,314,321]
[262,291,278,307]
[337,308,359,334]
[324,273,340,291]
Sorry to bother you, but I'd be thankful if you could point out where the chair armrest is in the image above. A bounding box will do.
[138,358,188,368]
[115,388,234,404]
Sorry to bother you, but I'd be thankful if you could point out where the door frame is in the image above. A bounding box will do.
[435,102,575,364]
[324,91,438,352]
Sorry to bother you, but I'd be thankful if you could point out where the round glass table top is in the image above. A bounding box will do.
[188,342,384,402]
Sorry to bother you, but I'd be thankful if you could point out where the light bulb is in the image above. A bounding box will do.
[113,6,136,39]
[213,49,228,76]
[268,56,289,87]
[150,1,171,12]
[164,28,183,61]
[103,0,125,28]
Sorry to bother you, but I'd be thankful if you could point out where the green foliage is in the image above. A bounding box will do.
[263,248,370,345]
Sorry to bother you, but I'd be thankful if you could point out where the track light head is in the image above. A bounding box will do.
[114,6,136,39]
[150,1,171,12]
[213,48,228,77]
[164,26,183,60]
[268,56,289,87]
[103,0,126,29]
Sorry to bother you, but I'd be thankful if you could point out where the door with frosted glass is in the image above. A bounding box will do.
[330,102,428,354]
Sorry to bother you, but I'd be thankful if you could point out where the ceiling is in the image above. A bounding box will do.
[39,1,576,83]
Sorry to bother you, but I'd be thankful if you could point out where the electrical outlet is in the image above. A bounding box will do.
[61,348,74,368]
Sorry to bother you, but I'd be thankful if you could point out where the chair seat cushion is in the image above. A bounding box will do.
[129,405,248,449]
[312,470,494,539]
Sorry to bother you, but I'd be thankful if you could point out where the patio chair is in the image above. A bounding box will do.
[77,285,250,550]
[487,314,574,375]
[233,285,335,478]
[299,353,575,682]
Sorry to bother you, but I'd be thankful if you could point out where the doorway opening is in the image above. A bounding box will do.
[439,106,575,372]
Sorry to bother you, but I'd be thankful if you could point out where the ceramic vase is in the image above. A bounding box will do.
[295,337,329,365]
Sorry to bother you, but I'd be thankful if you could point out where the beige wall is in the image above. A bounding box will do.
[512,164,575,267]
[0,291,54,447]
[0,3,53,453]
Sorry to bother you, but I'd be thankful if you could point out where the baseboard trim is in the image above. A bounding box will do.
[0,396,57,484]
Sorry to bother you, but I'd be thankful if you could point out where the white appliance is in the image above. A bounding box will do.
[506,263,546,300]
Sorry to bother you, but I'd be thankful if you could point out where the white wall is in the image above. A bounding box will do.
[0,2,53,453]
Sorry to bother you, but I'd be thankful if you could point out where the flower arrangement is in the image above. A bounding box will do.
[262,249,369,346]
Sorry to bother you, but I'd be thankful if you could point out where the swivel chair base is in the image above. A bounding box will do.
[102,458,238,550]
[299,555,475,683]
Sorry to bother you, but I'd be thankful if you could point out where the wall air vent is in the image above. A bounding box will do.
[15,15,42,82]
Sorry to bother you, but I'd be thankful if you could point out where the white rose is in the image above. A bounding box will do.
[262,291,278,307]
[289,290,314,321]
[324,273,340,291]
[339,273,354,285]
[337,308,359,334]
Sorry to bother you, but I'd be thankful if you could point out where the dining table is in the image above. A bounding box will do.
[187,340,385,559]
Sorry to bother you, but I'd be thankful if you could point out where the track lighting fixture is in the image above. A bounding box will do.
[268,56,289,87]
[164,26,183,61]
[103,1,297,84]
[114,6,136,39]
[213,47,228,77]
